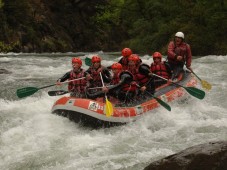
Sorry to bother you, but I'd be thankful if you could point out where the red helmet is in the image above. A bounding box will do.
[128,54,140,63]
[111,63,122,70]
[152,52,162,59]
[91,55,101,63]
[121,48,132,57]
[72,57,82,66]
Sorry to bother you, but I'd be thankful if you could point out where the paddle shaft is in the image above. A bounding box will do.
[47,77,86,96]
[38,77,86,89]
[136,84,171,111]
[187,69,201,81]
[100,72,113,117]
[99,72,106,97]
[152,73,205,99]
[59,77,85,84]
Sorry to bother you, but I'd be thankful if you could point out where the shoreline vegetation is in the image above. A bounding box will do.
[0,0,226,55]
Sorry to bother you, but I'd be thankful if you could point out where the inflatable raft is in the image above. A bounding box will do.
[51,72,202,128]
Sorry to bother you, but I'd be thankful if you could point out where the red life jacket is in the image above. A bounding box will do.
[68,69,87,92]
[135,73,149,86]
[121,69,137,92]
[89,66,103,87]
[150,62,170,79]
[111,72,121,85]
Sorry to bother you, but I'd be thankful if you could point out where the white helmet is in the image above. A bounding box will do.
[175,32,184,39]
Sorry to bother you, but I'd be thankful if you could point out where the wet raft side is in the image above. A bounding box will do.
[52,72,197,128]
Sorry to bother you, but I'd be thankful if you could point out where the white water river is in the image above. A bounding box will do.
[0,53,227,170]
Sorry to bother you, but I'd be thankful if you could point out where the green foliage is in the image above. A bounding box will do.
[116,0,227,55]
[0,41,20,52]
[0,0,4,8]
[0,0,226,54]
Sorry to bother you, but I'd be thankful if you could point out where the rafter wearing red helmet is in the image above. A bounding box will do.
[118,47,133,70]
[56,57,88,98]
[150,52,172,87]
[85,55,111,92]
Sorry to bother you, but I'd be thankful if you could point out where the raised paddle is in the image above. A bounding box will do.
[85,57,92,66]
[100,72,113,117]
[190,70,212,91]
[17,77,85,98]
[152,73,205,100]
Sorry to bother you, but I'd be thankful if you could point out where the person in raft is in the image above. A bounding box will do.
[56,57,89,98]
[118,47,133,70]
[85,55,112,93]
[150,52,172,88]
[86,62,134,104]
[167,31,193,82]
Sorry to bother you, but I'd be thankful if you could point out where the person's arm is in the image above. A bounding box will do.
[57,71,71,82]
[167,41,177,60]
[102,67,112,83]
[56,71,71,85]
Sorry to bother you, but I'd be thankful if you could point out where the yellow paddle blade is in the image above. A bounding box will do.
[201,80,212,90]
[105,98,113,117]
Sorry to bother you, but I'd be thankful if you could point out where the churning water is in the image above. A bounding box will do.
[0,52,227,170]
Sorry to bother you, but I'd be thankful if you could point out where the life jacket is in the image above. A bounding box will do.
[68,69,87,93]
[135,72,150,86]
[150,62,170,79]
[167,41,192,67]
[111,72,121,85]
[121,68,137,92]
[89,65,103,87]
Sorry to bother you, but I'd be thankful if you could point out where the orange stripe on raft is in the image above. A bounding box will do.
[52,76,198,118]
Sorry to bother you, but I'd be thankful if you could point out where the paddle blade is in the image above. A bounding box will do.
[16,87,39,98]
[201,80,212,90]
[85,57,92,66]
[105,98,114,117]
[48,90,68,96]
[154,97,171,111]
[184,87,205,100]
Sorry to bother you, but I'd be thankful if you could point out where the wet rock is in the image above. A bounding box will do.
[144,141,227,170]
[0,69,11,74]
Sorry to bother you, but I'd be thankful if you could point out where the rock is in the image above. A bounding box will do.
[144,141,227,170]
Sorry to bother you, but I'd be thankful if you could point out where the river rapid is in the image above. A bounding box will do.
[0,52,227,170]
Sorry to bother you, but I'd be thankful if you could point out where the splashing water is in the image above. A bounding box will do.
[0,53,227,170]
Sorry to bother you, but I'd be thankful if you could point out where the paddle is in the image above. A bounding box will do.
[85,57,92,66]
[100,72,113,117]
[136,85,171,111]
[190,70,212,90]
[16,77,85,98]
[147,91,171,111]
[17,84,55,98]
[48,90,69,96]
[152,73,205,100]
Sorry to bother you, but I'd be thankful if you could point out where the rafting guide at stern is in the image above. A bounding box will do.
[167,32,192,81]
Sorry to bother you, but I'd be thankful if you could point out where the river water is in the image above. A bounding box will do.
[0,52,227,170]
